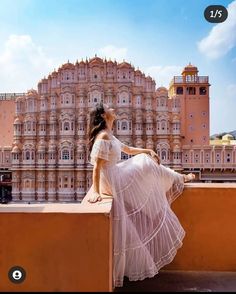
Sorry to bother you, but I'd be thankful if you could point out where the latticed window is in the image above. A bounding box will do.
[79,123,84,131]
[50,153,55,160]
[64,122,70,131]
[27,122,31,131]
[136,96,141,105]
[26,151,30,160]
[121,152,129,160]
[121,121,128,130]
[79,153,84,160]
[62,150,70,160]
[65,95,70,104]
[161,121,166,130]
[161,150,167,160]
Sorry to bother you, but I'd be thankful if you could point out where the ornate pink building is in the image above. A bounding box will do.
[1,57,234,203]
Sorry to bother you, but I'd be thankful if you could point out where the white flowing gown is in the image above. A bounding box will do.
[86,133,185,288]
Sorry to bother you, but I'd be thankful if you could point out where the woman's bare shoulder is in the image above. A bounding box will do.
[96,130,110,141]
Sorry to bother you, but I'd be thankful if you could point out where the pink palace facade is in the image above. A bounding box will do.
[5,56,235,202]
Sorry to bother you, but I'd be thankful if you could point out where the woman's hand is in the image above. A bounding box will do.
[88,191,102,203]
[148,150,161,165]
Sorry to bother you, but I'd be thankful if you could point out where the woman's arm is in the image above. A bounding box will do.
[88,157,106,203]
[121,145,149,156]
[122,145,160,164]
[92,158,105,193]
[88,132,110,203]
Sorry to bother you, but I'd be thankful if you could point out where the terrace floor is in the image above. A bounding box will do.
[115,270,236,292]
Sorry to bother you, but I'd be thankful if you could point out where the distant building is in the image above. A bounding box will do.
[0,93,23,202]
[0,57,235,203]
[210,134,236,146]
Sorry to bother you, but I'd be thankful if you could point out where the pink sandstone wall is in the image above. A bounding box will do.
[0,100,15,147]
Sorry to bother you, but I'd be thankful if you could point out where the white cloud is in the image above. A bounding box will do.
[197,0,236,59]
[0,34,54,92]
[97,45,127,62]
[145,65,182,87]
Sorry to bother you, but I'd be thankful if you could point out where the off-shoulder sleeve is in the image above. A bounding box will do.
[113,136,128,152]
[90,139,111,164]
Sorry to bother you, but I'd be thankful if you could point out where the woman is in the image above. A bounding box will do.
[84,102,195,287]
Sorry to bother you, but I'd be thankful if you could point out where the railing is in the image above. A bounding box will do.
[182,163,236,169]
[170,76,209,85]
[0,93,26,100]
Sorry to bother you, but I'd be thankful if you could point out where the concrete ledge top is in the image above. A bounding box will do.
[0,199,113,214]
[1,183,236,213]
[184,183,236,189]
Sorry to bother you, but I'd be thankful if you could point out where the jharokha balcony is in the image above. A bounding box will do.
[0,183,236,292]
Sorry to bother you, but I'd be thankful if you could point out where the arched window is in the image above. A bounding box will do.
[161,150,167,160]
[62,150,70,160]
[13,153,19,160]
[78,123,84,131]
[25,180,30,189]
[79,153,84,160]
[64,122,70,131]
[119,92,129,105]
[51,96,56,108]
[49,152,55,160]
[161,121,166,130]
[16,102,21,112]
[200,87,206,95]
[121,121,128,130]
[117,121,120,130]
[186,75,192,82]
[26,151,30,160]
[187,87,196,95]
[90,90,101,104]
[136,123,142,130]
[65,95,70,104]
[176,87,183,94]
[136,96,141,105]
[28,100,33,111]
[174,99,179,108]
[27,122,31,132]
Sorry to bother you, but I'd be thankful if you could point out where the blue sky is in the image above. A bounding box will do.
[0,0,235,135]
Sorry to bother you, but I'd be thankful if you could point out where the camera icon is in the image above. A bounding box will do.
[8,266,26,284]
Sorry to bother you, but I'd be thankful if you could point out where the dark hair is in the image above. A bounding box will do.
[88,102,107,152]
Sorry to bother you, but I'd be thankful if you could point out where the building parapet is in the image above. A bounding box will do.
[0,184,236,291]
[0,198,113,292]
[0,93,26,101]
[170,76,209,85]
